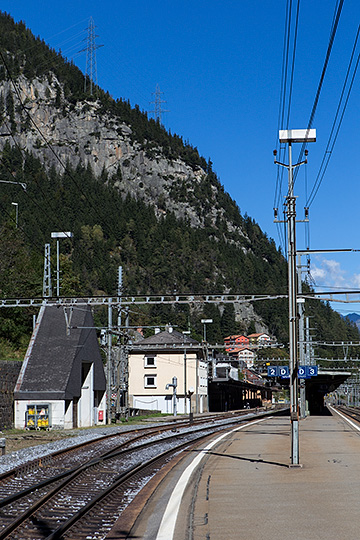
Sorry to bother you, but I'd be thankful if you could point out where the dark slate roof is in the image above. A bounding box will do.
[130,329,201,351]
[14,306,106,401]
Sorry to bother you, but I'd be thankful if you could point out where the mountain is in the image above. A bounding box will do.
[344,313,360,331]
[0,12,358,357]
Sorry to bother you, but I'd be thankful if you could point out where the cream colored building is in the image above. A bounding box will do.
[128,329,208,414]
[236,347,257,368]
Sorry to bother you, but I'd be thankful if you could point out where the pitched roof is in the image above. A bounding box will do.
[130,329,201,349]
[224,334,248,341]
[14,305,106,400]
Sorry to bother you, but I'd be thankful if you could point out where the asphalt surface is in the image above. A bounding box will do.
[116,410,360,540]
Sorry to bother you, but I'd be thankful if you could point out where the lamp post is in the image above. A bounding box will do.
[274,128,316,466]
[200,319,212,414]
[11,202,18,228]
[188,386,194,423]
[166,376,178,417]
[201,318,213,343]
[51,231,73,296]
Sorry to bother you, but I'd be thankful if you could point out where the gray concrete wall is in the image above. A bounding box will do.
[0,361,21,429]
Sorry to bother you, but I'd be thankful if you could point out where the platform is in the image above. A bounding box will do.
[107,408,360,539]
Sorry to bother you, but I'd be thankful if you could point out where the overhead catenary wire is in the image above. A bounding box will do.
[274,0,291,255]
[274,0,301,257]
[274,0,295,208]
[274,0,347,264]
[306,24,360,208]
[292,0,344,186]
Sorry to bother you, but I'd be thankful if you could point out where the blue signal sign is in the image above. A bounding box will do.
[279,366,289,378]
[298,366,307,378]
[267,366,278,377]
[298,366,318,378]
[267,366,289,378]
[267,365,318,378]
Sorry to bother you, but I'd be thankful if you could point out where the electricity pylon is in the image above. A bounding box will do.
[149,84,169,124]
[80,17,103,95]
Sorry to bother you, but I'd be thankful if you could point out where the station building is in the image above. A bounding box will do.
[128,328,208,415]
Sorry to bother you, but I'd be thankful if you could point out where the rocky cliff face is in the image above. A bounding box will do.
[0,75,246,238]
[0,73,273,333]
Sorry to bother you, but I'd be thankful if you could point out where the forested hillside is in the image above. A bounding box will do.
[0,12,358,360]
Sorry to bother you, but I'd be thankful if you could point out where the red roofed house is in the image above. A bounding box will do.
[247,333,271,347]
[224,334,249,353]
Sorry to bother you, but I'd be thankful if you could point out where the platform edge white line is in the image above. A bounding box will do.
[155,417,271,540]
[329,404,360,432]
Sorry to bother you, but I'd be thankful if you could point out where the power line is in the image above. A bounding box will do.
[274,0,345,258]
[284,0,300,132]
[0,114,75,252]
[0,49,120,246]
[274,0,292,212]
[274,0,301,256]
[306,24,360,208]
[293,0,344,184]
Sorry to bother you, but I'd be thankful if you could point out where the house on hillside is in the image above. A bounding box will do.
[14,306,106,429]
[128,327,207,414]
[247,333,271,347]
[224,334,249,353]
[234,347,257,368]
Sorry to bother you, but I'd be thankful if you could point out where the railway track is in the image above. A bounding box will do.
[0,408,281,539]
[333,405,360,424]
[0,409,256,487]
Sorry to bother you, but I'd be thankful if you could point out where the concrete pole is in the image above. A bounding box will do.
[107,298,112,424]
[56,239,60,297]
[287,141,300,466]
[172,376,177,417]
[305,316,310,415]
[297,255,306,419]
[184,348,187,413]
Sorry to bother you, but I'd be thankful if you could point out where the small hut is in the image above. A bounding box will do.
[14,305,106,429]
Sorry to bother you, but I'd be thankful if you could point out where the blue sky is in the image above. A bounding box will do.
[2,1,360,314]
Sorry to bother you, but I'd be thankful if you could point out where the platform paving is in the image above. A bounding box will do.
[109,409,360,539]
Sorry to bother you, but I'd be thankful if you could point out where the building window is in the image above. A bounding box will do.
[144,355,156,368]
[145,374,157,388]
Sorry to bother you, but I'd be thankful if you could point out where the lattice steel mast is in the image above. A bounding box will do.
[81,17,103,95]
[149,84,169,124]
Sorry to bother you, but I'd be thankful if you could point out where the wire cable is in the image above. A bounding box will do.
[274,0,292,214]
[293,0,344,184]
[0,49,117,242]
[274,0,301,257]
[306,24,360,208]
